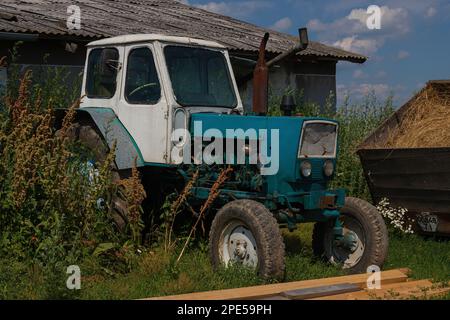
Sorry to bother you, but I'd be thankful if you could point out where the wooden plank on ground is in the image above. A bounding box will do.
[257,295,290,300]
[147,269,409,300]
[281,283,360,300]
[313,279,450,300]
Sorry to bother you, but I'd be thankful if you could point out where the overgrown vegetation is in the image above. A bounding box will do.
[0,58,145,299]
[0,60,447,300]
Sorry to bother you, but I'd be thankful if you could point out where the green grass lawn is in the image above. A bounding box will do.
[1,224,448,299]
[76,224,449,300]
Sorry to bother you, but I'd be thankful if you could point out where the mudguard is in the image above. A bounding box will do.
[56,107,144,170]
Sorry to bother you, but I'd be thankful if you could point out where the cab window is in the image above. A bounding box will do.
[125,47,161,105]
[86,48,119,99]
[164,46,237,108]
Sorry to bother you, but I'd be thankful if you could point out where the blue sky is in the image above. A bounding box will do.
[182,0,450,107]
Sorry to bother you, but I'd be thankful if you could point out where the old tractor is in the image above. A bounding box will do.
[57,29,388,279]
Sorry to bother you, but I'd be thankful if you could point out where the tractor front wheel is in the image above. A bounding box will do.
[209,200,285,280]
[312,197,388,274]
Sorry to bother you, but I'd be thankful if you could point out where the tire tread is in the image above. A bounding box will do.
[209,199,285,280]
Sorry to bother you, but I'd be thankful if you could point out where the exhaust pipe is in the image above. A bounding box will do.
[251,28,309,115]
[252,32,270,115]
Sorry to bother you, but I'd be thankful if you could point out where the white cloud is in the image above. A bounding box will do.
[347,8,370,25]
[353,83,390,97]
[337,81,409,105]
[270,17,292,32]
[306,19,325,31]
[195,2,229,14]
[194,1,272,18]
[337,83,392,104]
[397,50,410,60]
[307,6,410,56]
[308,6,410,39]
[352,69,366,79]
[386,0,445,15]
[426,7,437,18]
[333,36,380,56]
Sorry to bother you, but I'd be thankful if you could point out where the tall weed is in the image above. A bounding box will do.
[0,63,145,298]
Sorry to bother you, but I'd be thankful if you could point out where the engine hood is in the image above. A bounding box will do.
[188,113,339,195]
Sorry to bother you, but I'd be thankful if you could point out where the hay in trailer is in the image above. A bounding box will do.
[362,81,450,149]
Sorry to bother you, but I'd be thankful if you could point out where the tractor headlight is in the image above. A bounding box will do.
[323,160,334,177]
[300,161,312,177]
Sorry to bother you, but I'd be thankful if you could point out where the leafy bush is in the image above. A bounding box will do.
[0,63,145,298]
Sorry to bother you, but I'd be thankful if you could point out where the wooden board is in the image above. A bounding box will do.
[281,283,360,300]
[315,279,450,300]
[147,268,410,300]
[146,268,449,300]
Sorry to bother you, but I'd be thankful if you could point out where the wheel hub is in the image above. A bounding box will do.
[220,222,258,268]
[234,240,248,260]
[336,231,359,253]
[328,216,366,269]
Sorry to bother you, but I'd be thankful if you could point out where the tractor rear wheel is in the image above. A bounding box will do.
[312,197,388,274]
[209,199,285,280]
[60,122,129,231]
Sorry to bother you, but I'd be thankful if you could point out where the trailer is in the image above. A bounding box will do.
[358,80,450,236]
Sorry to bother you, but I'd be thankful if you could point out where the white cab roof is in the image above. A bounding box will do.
[88,34,226,49]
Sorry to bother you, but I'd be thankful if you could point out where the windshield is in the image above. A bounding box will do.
[299,122,338,158]
[164,46,237,108]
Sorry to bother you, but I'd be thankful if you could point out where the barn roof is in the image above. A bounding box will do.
[0,0,367,63]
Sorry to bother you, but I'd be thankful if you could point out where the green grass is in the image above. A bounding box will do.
[73,225,450,299]
[0,224,448,299]
[385,233,450,282]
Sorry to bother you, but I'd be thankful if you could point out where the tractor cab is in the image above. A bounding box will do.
[80,35,243,165]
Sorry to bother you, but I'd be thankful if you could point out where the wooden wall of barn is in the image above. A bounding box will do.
[1,39,337,112]
[0,38,86,96]
[234,57,337,112]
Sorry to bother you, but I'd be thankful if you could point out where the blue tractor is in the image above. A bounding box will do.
[58,29,388,279]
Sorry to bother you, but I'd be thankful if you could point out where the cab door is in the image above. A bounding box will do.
[117,43,169,164]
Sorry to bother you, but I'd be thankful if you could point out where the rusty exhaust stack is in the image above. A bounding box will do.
[252,32,270,115]
[251,28,309,115]
[267,28,309,68]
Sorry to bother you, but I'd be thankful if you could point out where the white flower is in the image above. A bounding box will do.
[377,198,414,234]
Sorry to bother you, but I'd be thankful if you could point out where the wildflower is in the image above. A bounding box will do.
[376,198,414,234]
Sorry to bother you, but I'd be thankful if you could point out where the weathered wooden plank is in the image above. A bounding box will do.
[146,269,409,300]
[281,283,360,300]
[257,295,290,300]
[313,279,449,300]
